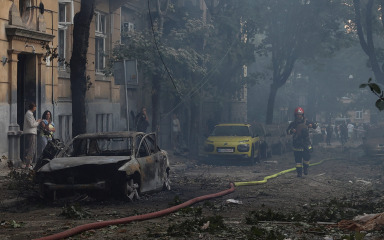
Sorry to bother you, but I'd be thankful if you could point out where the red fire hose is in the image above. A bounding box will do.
[34,183,235,240]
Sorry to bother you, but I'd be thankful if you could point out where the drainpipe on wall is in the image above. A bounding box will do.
[49,9,55,122]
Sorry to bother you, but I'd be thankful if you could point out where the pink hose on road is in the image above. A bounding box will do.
[34,183,235,240]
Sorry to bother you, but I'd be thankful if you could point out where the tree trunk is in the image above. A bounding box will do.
[70,0,95,137]
[150,0,169,133]
[152,75,160,133]
[266,83,279,125]
[353,0,384,83]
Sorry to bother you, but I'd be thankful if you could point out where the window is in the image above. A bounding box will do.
[136,135,149,158]
[355,111,363,119]
[59,3,66,22]
[19,0,32,22]
[95,11,106,72]
[122,22,134,32]
[95,37,105,71]
[58,29,65,68]
[58,115,72,144]
[144,135,158,154]
[95,12,106,34]
[58,1,73,69]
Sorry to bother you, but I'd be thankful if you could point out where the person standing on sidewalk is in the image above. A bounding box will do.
[135,107,149,133]
[22,102,41,169]
[171,113,181,151]
[347,121,354,141]
[286,107,317,178]
[37,110,55,158]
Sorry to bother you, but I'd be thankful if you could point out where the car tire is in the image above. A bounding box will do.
[123,175,140,201]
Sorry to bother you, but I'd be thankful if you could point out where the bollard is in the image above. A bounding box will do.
[7,123,22,168]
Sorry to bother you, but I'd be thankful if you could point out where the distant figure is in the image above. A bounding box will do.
[37,110,55,158]
[347,122,354,140]
[321,124,326,143]
[171,113,181,151]
[23,102,42,169]
[326,124,333,146]
[335,125,340,140]
[340,122,348,145]
[135,107,149,133]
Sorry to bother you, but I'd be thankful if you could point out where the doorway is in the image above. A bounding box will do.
[17,53,37,161]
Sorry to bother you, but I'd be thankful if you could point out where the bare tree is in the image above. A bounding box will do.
[262,0,347,124]
[353,0,384,84]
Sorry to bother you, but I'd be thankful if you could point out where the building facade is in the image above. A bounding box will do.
[1,0,128,166]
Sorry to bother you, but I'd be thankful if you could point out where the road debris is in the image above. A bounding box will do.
[338,212,384,231]
[226,199,243,204]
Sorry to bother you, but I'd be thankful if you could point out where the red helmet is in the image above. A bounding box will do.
[294,107,304,115]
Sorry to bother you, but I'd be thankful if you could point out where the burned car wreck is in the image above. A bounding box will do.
[35,131,171,201]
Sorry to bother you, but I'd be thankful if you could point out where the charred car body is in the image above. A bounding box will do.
[35,132,171,200]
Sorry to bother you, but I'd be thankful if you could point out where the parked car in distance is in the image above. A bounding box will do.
[203,123,262,164]
[363,125,384,157]
[264,124,291,155]
[35,131,171,201]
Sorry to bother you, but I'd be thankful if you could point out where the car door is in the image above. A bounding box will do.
[136,133,163,192]
[142,134,167,189]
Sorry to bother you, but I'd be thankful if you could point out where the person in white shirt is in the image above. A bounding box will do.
[23,102,41,169]
[172,113,181,151]
[347,122,354,140]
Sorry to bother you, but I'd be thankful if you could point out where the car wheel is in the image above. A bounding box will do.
[123,176,140,201]
[163,168,171,191]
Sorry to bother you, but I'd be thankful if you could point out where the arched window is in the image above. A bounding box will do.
[19,0,32,23]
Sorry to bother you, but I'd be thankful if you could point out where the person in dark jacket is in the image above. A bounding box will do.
[286,107,317,178]
[135,107,149,133]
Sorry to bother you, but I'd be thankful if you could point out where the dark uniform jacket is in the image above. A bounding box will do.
[286,118,317,151]
[135,113,149,132]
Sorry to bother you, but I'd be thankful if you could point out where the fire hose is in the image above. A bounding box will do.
[34,157,338,240]
[234,157,340,186]
[33,183,235,240]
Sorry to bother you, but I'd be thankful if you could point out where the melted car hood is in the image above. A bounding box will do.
[38,156,131,172]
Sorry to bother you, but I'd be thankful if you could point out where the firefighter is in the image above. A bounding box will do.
[286,107,317,178]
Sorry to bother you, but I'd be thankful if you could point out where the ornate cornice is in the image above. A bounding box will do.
[6,25,54,43]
